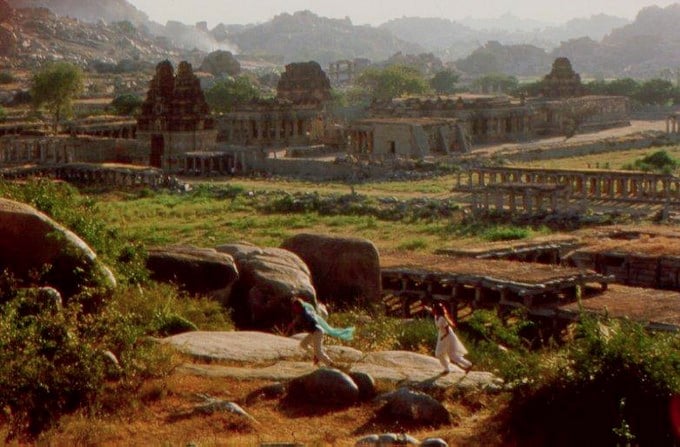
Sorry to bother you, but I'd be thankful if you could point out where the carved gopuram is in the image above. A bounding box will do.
[540,57,584,98]
[137,60,217,172]
[454,167,680,214]
[217,61,332,150]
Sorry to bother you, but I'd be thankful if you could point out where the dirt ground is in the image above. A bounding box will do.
[33,373,509,447]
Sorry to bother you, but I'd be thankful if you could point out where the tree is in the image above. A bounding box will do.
[204,76,260,113]
[31,62,84,133]
[110,94,143,116]
[430,69,459,95]
[356,65,430,101]
[633,79,679,105]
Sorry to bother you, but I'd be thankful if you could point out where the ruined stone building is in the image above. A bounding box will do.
[367,94,531,148]
[529,58,630,136]
[327,58,371,86]
[136,60,217,170]
[216,61,332,149]
[362,58,630,154]
[348,117,466,159]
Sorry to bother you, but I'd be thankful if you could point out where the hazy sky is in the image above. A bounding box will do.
[127,0,679,27]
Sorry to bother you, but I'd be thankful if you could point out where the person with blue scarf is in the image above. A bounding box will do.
[287,297,355,366]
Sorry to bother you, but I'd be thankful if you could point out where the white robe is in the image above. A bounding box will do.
[434,315,471,371]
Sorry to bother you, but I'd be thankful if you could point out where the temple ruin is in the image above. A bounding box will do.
[136,60,217,171]
[366,58,630,149]
[216,61,332,150]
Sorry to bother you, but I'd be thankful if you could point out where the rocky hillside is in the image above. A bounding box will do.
[7,0,148,25]
[228,10,424,65]
[0,1,190,70]
[380,14,629,61]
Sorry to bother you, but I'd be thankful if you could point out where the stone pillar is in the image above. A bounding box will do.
[509,190,516,213]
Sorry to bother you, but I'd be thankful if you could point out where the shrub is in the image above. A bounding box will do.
[623,150,679,174]
[0,71,14,84]
[482,225,531,241]
[505,317,680,446]
[0,179,148,285]
[110,94,143,116]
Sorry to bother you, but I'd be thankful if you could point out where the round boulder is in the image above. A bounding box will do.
[216,243,316,329]
[376,387,450,427]
[287,367,359,407]
[349,371,376,401]
[146,245,238,301]
[0,198,116,301]
[281,233,381,308]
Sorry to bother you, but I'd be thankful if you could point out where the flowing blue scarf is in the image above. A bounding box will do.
[301,301,355,341]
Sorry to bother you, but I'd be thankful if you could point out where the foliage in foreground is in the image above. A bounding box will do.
[0,179,148,285]
[505,317,680,446]
[0,181,233,439]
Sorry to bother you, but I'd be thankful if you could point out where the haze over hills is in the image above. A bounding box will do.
[4,0,680,80]
[228,10,423,65]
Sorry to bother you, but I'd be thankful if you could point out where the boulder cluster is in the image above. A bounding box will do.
[147,233,381,329]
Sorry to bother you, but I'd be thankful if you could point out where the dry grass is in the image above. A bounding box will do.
[27,371,510,447]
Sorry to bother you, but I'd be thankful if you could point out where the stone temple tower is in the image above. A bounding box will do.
[137,60,216,171]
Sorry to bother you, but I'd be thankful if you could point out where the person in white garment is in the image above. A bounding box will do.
[431,301,472,374]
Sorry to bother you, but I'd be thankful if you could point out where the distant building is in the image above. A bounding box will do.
[137,60,217,171]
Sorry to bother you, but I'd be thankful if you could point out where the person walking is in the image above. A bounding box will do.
[430,301,472,374]
[287,298,354,367]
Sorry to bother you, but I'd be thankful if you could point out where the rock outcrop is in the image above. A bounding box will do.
[146,245,238,301]
[375,387,450,427]
[215,243,316,329]
[0,198,116,301]
[287,367,360,407]
[281,233,381,308]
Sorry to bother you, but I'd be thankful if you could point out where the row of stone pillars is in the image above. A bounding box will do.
[458,168,680,202]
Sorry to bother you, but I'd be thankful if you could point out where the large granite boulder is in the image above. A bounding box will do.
[215,243,316,329]
[0,198,116,301]
[376,387,450,427]
[281,233,381,308]
[287,367,359,407]
[146,245,238,302]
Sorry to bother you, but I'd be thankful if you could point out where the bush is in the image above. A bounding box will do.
[623,150,679,174]
[110,94,143,116]
[482,225,531,241]
[505,317,680,446]
[0,179,148,285]
[0,71,14,84]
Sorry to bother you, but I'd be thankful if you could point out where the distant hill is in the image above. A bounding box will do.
[7,0,149,25]
[380,13,628,62]
[454,41,552,77]
[0,2,191,71]
[551,4,680,78]
[229,10,424,65]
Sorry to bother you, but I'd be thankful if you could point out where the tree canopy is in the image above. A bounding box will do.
[204,76,261,113]
[356,65,430,101]
[430,69,459,95]
[31,62,84,132]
